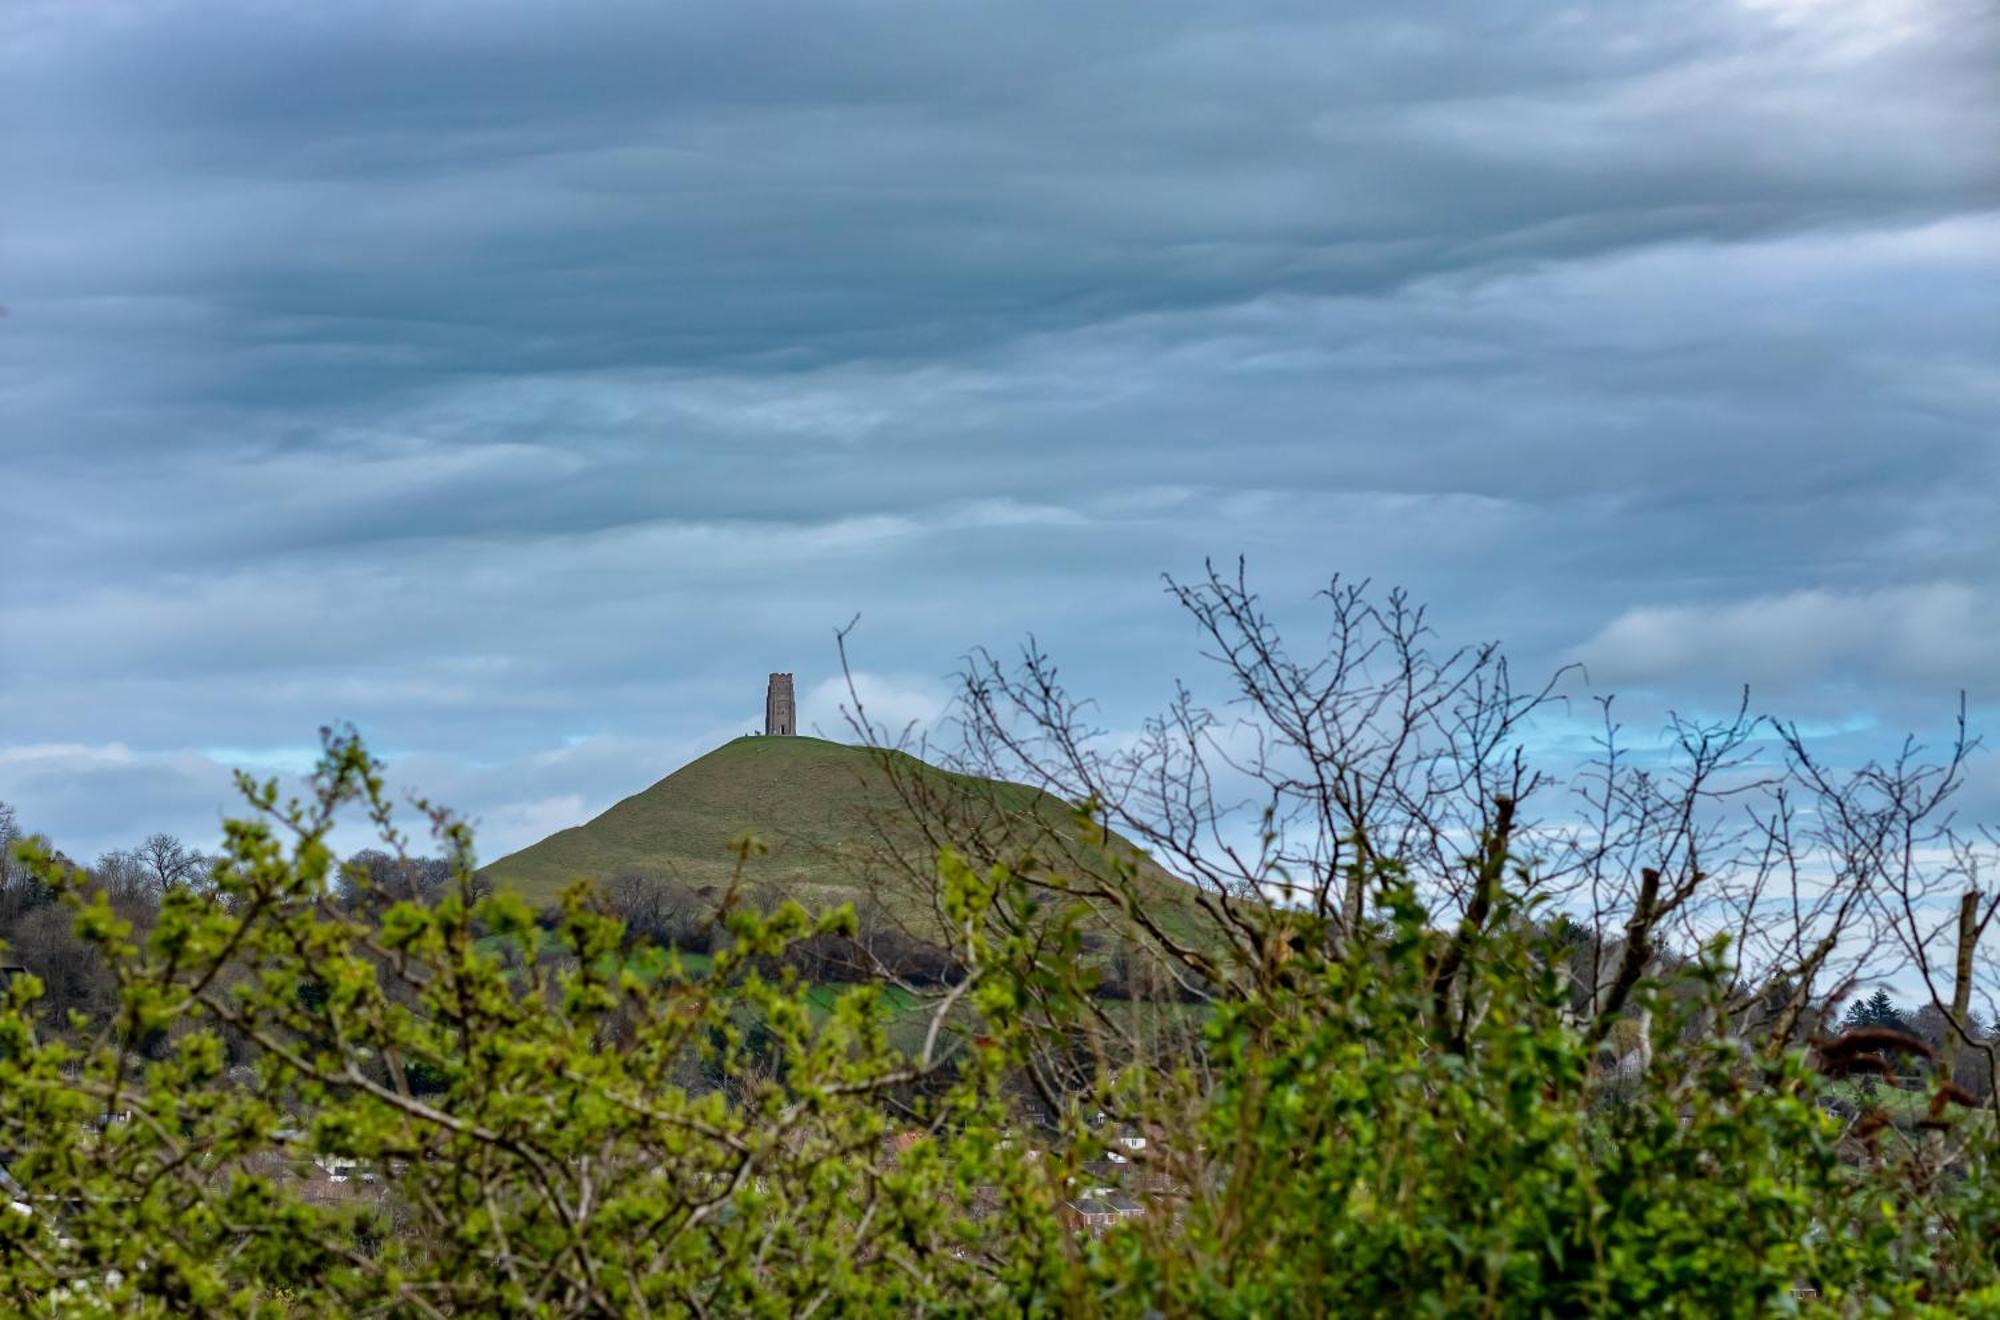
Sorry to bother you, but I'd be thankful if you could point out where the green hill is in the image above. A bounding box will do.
[481,736,1181,923]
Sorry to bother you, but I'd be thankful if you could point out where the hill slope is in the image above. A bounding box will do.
[480,736,1176,919]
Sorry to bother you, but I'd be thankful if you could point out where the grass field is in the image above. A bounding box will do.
[480,737,901,906]
[1822,1078,1996,1139]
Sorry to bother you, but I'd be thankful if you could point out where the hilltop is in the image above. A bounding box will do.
[480,736,1179,920]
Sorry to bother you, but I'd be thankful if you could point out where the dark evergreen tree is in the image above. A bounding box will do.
[1841,987,1911,1032]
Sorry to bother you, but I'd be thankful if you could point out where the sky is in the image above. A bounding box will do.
[2,0,1997,866]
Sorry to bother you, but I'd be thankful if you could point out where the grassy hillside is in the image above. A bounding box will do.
[480,736,1181,924]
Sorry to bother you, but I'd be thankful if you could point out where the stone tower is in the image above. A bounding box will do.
[764,672,796,736]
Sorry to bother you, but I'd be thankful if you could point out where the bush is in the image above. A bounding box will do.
[0,728,1993,1315]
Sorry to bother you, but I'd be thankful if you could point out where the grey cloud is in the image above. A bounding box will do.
[2,0,1997,857]
[8,1,1996,398]
[0,744,243,863]
[1575,583,2000,692]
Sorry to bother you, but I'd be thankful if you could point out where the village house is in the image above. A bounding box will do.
[1060,1189,1145,1235]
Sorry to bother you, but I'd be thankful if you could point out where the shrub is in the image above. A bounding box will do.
[0,728,1991,1315]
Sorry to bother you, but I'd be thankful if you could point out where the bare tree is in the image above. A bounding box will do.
[332,850,474,921]
[0,801,22,895]
[0,804,56,930]
[830,562,1990,1119]
[6,902,114,1026]
[135,832,211,893]
[605,870,703,951]
[81,850,164,937]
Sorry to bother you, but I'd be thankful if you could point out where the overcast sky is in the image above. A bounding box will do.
[3,0,1997,864]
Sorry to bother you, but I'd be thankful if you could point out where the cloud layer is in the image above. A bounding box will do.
[3,0,1997,859]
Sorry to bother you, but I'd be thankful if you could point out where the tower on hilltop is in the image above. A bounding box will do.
[764,672,796,736]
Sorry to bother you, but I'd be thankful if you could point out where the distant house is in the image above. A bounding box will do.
[1061,1190,1145,1234]
[1079,1157,1123,1184]
[1104,1131,1147,1163]
[314,1155,361,1183]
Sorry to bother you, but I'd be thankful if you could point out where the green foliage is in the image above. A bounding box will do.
[0,732,1995,1315]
